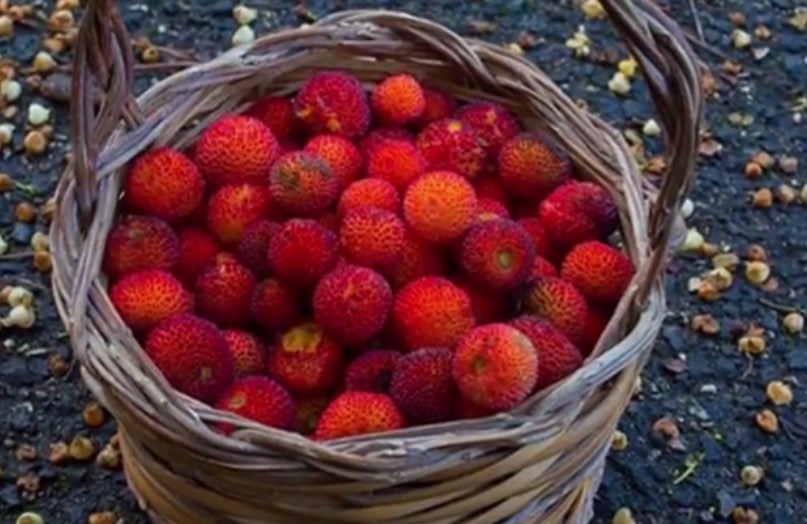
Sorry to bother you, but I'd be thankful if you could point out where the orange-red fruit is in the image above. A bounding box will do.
[304,134,363,189]
[561,241,635,307]
[266,219,339,288]
[455,278,507,324]
[390,347,457,424]
[416,118,486,179]
[531,256,558,278]
[294,396,330,435]
[523,277,589,344]
[538,181,619,249]
[339,207,405,270]
[144,313,234,403]
[580,309,611,357]
[109,270,193,333]
[236,219,279,277]
[245,95,301,143]
[173,227,221,287]
[214,376,294,435]
[460,218,536,292]
[403,170,478,244]
[195,254,257,327]
[268,322,343,395]
[222,329,266,377]
[313,265,393,345]
[386,229,446,288]
[337,178,400,217]
[294,71,371,138]
[509,315,582,390]
[498,133,571,200]
[455,102,520,154]
[453,397,494,420]
[475,198,510,222]
[452,323,538,411]
[314,391,405,440]
[392,276,476,351]
[123,147,205,223]
[417,87,457,125]
[195,114,279,185]
[250,278,301,335]
[267,151,340,217]
[103,216,179,280]
[206,183,270,246]
[365,138,427,191]
[359,128,414,153]
[344,349,401,393]
[516,219,552,259]
[371,73,426,126]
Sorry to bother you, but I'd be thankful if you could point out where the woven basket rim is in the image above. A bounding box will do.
[49,2,704,523]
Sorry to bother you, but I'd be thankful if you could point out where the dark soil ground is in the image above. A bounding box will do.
[1,1,806,523]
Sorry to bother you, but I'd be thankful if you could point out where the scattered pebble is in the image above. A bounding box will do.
[765,381,793,406]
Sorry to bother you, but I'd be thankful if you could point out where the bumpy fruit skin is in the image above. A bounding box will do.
[268,151,340,217]
[268,322,344,395]
[173,227,221,287]
[195,114,279,185]
[206,183,270,247]
[294,71,371,138]
[236,219,279,277]
[530,256,558,279]
[452,323,539,411]
[561,241,635,307]
[267,219,339,288]
[473,175,509,205]
[579,309,611,357]
[516,217,553,259]
[250,278,301,334]
[123,147,205,223]
[245,95,301,143]
[103,216,179,280]
[337,178,400,217]
[392,276,476,351]
[313,265,393,345]
[294,396,330,435]
[523,277,589,344]
[314,391,405,440]
[417,87,457,126]
[371,74,426,126]
[386,229,446,288]
[110,270,193,333]
[453,397,494,420]
[454,278,506,324]
[145,313,235,403]
[365,138,427,192]
[497,133,571,200]
[359,128,414,153]
[222,329,266,376]
[344,349,401,393]
[390,347,457,424]
[214,376,294,435]
[538,181,619,249]
[455,102,520,155]
[460,218,536,292]
[304,134,363,189]
[416,118,486,179]
[339,207,405,270]
[195,254,257,327]
[475,198,510,222]
[403,170,478,244]
[509,315,582,390]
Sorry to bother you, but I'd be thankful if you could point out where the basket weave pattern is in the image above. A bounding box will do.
[51,1,703,523]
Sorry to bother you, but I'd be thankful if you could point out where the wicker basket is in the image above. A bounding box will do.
[51,1,702,522]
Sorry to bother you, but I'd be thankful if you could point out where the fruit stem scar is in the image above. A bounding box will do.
[471,356,487,375]
[283,323,322,352]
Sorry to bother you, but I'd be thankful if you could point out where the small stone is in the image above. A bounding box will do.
[232,25,255,46]
[14,202,36,223]
[48,441,69,465]
[765,381,793,406]
[738,334,766,355]
[652,416,680,440]
[745,244,767,262]
[778,155,798,174]
[608,72,631,95]
[26,103,51,126]
[68,436,95,461]
[755,409,778,433]
[740,465,764,486]
[47,353,69,377]
[15,512,44,524]
[95,444,121,469]
[88,511,117,524]
[783,312,804,334]
[682,228,705,252]
[750,188,773,208]
[233,5,258,25]
[750,151,775,169]
[611,430,628,451]
[731,507,760,524]
[82,402,105,428]
[612,507,636,524]
[731,29,752,49]
[744,161,763,179]
[745,261,771,285]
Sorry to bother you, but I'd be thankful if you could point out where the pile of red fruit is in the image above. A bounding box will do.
[103,70,635,440]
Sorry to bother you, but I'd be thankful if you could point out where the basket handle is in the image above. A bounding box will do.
[70,0,702,290]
